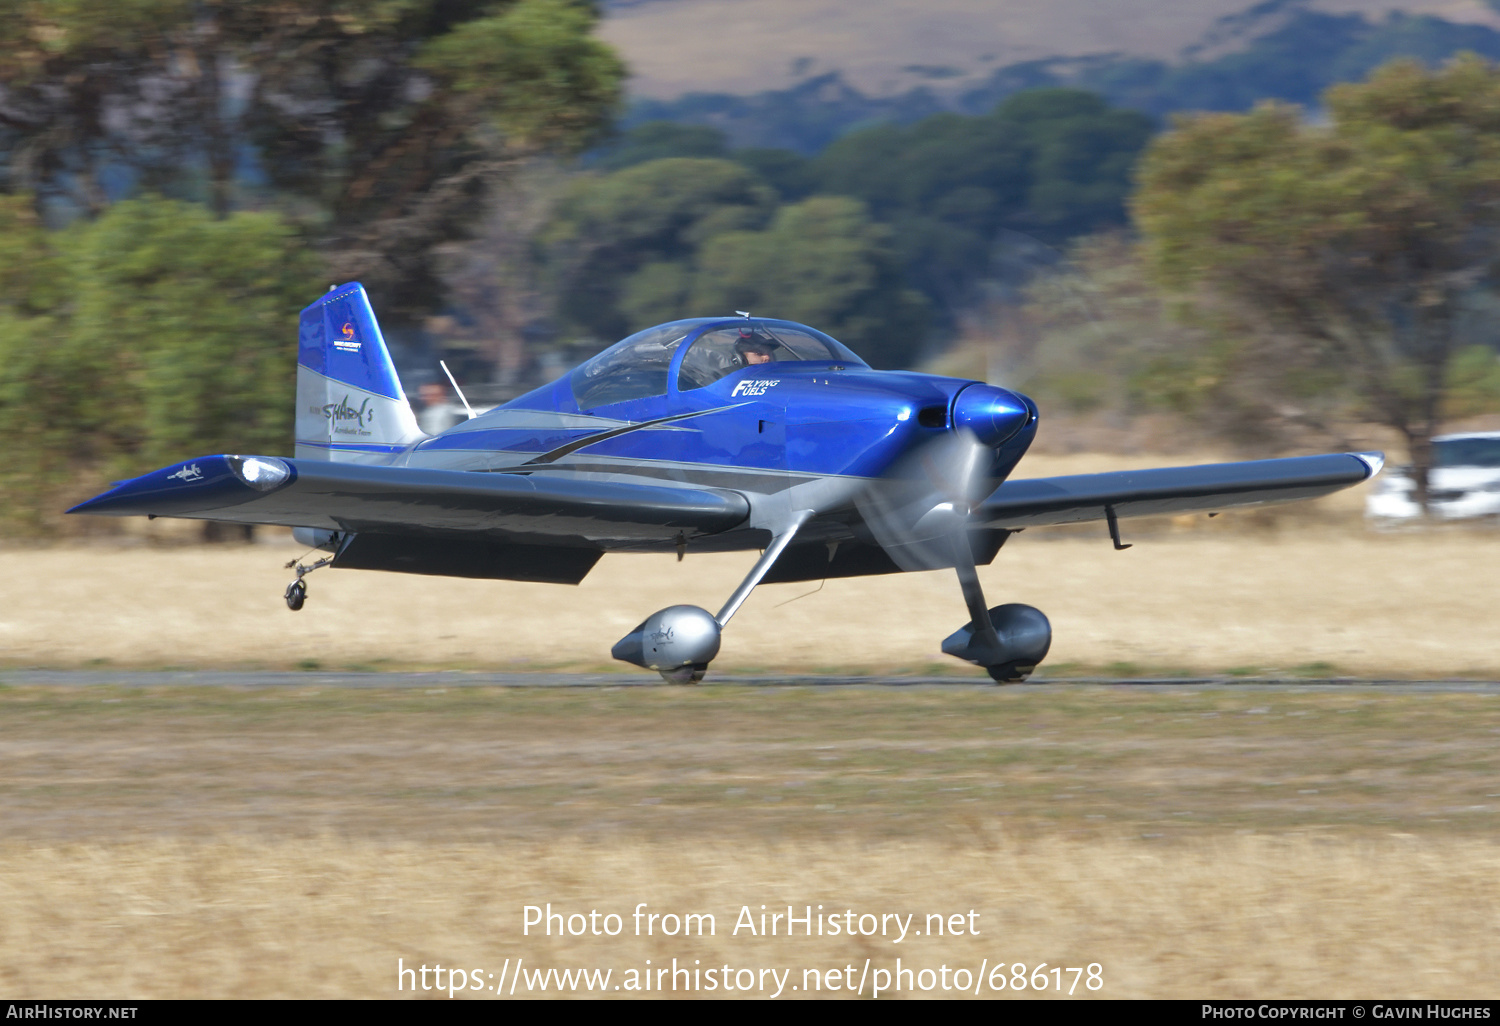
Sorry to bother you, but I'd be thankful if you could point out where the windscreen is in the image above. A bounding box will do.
[677,322,865,391]
[569,321,698,410]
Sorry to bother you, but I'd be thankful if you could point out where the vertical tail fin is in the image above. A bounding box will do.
[295,282,425,462]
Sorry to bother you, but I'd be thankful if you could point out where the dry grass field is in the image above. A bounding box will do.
[3,684,1500,998]
[600,0,1500,99]
[6,832,1500,999]
[6,462,1500,999]
[6,506,1497,677]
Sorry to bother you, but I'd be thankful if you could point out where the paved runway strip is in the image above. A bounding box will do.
[3,669,1498,690]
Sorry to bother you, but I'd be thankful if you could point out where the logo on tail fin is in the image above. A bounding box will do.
[334,322,362,353]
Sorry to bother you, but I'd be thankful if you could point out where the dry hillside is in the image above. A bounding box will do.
[601,0,1500,98]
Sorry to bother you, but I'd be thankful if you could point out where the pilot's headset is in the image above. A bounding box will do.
[733,329,778,366]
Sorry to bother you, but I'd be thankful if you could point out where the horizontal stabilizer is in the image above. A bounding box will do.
[68,455,751,545]
[976,452,1383,529]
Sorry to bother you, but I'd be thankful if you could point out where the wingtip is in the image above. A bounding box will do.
[1351,451,1385,478]
[65,487,130,515]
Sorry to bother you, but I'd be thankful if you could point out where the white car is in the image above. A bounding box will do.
[1366,431,1500,523]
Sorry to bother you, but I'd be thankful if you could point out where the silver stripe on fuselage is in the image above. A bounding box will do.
[523,404,743,465]
[436,408,633,433]
[399,445,833,493]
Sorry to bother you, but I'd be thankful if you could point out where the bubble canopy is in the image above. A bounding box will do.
[569,318,867,411]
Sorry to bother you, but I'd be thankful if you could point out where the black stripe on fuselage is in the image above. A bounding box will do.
[521,405,742,465]
[489,457,827,494]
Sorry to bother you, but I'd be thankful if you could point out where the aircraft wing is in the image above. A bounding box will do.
[67,454,751,544]
[975,452,1383,529]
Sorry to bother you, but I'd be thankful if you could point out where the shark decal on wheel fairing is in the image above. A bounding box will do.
[165,463,204,483]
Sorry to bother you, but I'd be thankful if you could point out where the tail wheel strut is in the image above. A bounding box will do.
[282,555,332,612]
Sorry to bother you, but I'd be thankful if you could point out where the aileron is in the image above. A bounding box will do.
[977,453,1382,529]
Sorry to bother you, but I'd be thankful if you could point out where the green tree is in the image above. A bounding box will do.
[1135,55,1500,508]
[544,160,928,365]
[68,197,319,467]
[689,196,929,368]
[811,90,1152,321]
[0,1,623,315]
[988,233,1347,448]
[728,147,814,201]
[593,121,728,170]
[0,195,317,533]
[0,195,87,531]
[0,0,188,214]
[542,157,777,339]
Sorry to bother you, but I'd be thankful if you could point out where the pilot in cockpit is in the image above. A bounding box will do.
[735,331,778,366]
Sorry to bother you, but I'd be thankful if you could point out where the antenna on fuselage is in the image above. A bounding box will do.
[439,360,477,420]
[736,310,751,318]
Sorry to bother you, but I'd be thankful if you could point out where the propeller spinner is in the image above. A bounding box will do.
[857,383,1049,681]
[857,383,1030,573]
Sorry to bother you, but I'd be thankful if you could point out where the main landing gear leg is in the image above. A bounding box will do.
[282,556,332,611]
[940,530,1052,683]
[613,511,814,683]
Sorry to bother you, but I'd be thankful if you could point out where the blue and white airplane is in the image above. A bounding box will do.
[71,283,1384,682]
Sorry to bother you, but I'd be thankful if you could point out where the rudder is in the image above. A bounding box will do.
[295,282,424,461]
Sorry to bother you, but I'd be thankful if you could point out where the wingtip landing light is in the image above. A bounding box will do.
[1353,451,1386,478]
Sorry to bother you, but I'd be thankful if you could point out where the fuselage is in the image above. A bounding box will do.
[390,317,1037,555]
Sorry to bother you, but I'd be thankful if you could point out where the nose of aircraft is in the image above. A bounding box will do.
[951,383,1031,448]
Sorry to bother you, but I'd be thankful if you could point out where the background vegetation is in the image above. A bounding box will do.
[0,1,1499,532]
[0,0,623,529]
[628,8,1500,153]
